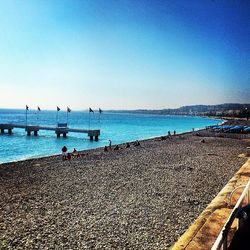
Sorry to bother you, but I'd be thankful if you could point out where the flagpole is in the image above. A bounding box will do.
[25,108,27,127]
[99,110,102,126]
[36,107,41,125]
[98,109,102,127]
[89,110,90,129]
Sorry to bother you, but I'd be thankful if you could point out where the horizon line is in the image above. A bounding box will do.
[0,102,249,112]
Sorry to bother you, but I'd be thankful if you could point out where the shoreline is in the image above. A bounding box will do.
[0,125,223,166]
[0,130,207,167]
[0,115,224,165]
[1,126,249,249]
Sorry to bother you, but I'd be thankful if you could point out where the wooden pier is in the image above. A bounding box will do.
[0,123,100,141]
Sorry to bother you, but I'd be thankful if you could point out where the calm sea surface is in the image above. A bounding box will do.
[0,109,222,164]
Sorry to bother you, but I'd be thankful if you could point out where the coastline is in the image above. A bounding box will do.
[1,125,249,249]
[0,123,223,166]
[0,130,210,166]
[0,113,224,165]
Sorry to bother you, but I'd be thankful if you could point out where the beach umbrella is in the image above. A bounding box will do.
[244,127,250,133]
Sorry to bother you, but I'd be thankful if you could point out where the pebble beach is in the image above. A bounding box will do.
[0,131,249,249]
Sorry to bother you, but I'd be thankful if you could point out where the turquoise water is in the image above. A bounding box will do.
[0,109,222,164]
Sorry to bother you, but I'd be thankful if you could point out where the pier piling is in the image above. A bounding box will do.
[88,130,100,141]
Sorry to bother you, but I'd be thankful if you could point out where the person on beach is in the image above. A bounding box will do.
[167,131,172,139]
[104,146,108,152]
[72,148,80,157]
[126,142,130,148]
[134,140,140,146]
[174,130,176,135]
[109,140,112,150]
[61,146,68,160]
[67,153,72,160]
[114,145,119,150]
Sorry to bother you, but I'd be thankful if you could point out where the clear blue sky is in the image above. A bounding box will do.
[0,0,249,110]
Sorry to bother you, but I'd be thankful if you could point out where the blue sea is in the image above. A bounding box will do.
[0,109,222,164]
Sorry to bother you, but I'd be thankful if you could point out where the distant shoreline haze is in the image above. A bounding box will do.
[1,103,249,118]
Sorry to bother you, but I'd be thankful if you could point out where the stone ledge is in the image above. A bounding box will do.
[172,158,250,250]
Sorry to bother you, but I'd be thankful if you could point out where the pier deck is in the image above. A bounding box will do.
[0,123,100,140]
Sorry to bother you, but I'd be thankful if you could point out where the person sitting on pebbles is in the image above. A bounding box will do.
[114,145,119,150]
[72,148,80,157]
[67,152,72,160]
[61,145,68,160]
[134,140,141,146]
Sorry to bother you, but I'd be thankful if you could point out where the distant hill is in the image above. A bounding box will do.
[177,103,250,113]
[109,103,250,118]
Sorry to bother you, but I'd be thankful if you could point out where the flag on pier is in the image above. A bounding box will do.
[25,105,29,126]
[88,108,94,129]
[56,106,60,124]
[37,106,41,122]
[66,107,71,123]
[98,108,103,124]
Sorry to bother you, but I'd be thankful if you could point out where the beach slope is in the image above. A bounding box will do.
[0,133,249,249]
